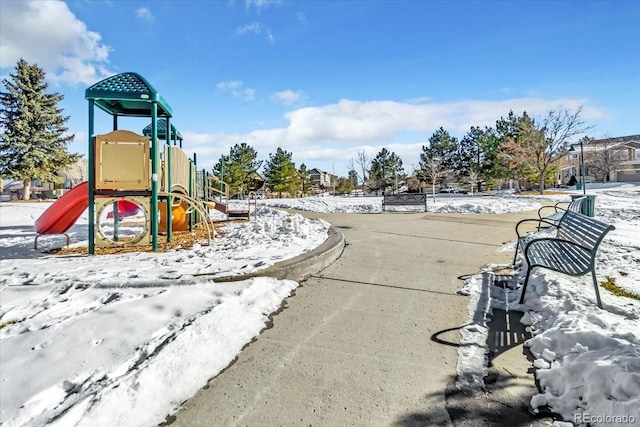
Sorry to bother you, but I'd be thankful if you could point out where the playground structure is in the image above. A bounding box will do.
[34,72,251,254]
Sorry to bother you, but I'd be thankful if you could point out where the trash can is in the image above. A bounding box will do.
[572,194,596,217]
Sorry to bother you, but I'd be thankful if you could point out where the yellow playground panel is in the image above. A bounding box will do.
[95,130,150,191]
[163,144,194,193]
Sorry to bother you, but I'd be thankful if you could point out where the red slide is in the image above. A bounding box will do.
[107,200,139,218]
[35,182,89,234]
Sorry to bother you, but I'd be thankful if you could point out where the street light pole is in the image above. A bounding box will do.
[579,140,586,195]
[569,142,587,195]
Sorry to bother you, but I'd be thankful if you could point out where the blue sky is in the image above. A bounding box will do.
[1,0,639,177]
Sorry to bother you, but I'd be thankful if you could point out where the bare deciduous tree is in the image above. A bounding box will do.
[356,150,371,192]
[419,158,448,203]
[499,107,593,194]
[530,106,594,194]
[584,135,626,183]
[466,169,480,195]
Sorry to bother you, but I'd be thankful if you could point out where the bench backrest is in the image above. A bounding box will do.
[383,193,427,204]
[557,210,615,252]
[567,196,586,213]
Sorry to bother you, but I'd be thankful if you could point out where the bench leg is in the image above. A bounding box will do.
[591,269,603,309]
[512,243,520,266]
[518,265,533,305]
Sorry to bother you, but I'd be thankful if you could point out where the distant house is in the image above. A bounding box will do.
[0,158,88,199]
[309,168,338,192]
[558,134,640,184]
[597,135,640,182]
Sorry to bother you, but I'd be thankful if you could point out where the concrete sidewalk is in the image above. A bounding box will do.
[167,211,552,426]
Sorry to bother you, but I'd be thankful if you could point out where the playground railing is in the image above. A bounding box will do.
[206,174,229,201]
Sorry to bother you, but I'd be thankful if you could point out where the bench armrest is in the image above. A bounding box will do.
[515,218,557,240]
[537,202,568,219]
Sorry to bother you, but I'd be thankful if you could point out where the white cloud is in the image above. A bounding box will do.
[245,0,282,11]
[181,97,606,175]
[284,97,607,144]
[216,80,256,101]
[216,80,243,90]
[0,0,113,86]
[135,7,155,23]
[236,23,261,35]
[266,29,275,44]
[271,89,306,106]
[243,88,256,101]
[236,22,275,43]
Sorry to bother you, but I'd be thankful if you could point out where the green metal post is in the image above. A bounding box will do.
[220,159,224,202]
[88,100,95,255]
[111,115,119,242]
[580,140,586,195]
[151,105,159,251]
[204,170,210,214]
[166,117,172,242]
[193,153,198,227]
[188,159,194,232]
[204,170,209,203]
[113,201,120,242]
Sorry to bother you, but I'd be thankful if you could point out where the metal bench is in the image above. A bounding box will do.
[382,193,427,212]
[535,196,586,230]
[512,196,586,265]
[516,210,615,308]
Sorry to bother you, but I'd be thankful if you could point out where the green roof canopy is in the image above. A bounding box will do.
[85,72,172,117]
[142,119,183,141]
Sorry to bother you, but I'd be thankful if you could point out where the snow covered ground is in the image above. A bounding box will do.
[1,183,638,426]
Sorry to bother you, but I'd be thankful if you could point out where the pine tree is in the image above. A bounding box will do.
[335,177,353,195]
[214,142,262,195]
[421,127,458,171]
[264,147,300,197]
[457,126,483,177]
[368,148,404,194]
[0,59,78,199]
[459,126,506,191]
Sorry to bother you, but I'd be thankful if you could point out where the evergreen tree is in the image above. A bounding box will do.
[495,110,522,142]
[475,126,508,187]
[335,177,353,195]
[264,147,300,197]
[459,126,508,190]
[213,142,262,195]
[456,126,482,177]
[298,163,313,195]
[368,148,404,194]
[0,59,78,199]
[421,127,458,171]
[499,113,542,190]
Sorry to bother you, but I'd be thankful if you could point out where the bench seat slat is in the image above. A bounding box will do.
[526,240,591,275]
